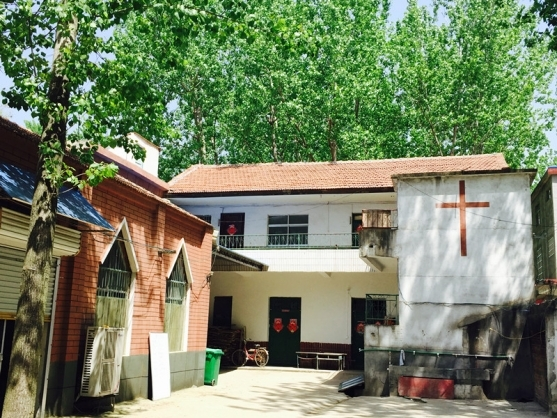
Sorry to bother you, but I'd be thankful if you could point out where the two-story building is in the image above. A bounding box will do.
[361,167,536,400]
[165,155,520,372]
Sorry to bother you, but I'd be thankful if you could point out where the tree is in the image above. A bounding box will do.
[0,1,246,415]
[388,0,556,168]
[105,0,556,180]
[532,0,557,50]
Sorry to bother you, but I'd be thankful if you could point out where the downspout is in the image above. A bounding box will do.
[40,258,61,418]
[360,346,512,361]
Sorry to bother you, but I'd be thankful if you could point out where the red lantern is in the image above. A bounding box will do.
[227,224,237,235]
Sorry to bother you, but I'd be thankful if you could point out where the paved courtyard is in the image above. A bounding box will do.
[71,367,547,418]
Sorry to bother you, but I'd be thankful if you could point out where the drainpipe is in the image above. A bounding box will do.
[40,258,61,418]
[360,347,512,361]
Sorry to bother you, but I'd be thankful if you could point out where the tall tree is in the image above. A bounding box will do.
[0,1,245,415]
[389,0,556,168]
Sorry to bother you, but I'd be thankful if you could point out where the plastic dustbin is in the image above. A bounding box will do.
[204,348,224,386]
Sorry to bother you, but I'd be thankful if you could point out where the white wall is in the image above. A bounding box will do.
[210,271,398,343]
[367,173,535,351]
[180,193,396,237]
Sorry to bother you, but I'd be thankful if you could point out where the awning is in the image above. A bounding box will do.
[0,161,113,230]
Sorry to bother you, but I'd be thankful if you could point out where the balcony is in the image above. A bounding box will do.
[216,233,371,273]
[218,233,360,249]
[359,209,398,272]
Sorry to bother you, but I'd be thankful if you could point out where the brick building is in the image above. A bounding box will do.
[0,117,213,416]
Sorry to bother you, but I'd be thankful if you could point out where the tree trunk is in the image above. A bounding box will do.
[2,15,76,418]
[268,105,278,162]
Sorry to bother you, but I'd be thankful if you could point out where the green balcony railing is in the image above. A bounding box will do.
[218,233,360,250]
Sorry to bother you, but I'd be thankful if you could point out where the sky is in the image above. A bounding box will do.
[1,0,555,150]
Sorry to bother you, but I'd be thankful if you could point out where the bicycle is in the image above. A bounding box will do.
[231,339,269,367]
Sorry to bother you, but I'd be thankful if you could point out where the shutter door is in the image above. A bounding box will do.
[0,246,57,318]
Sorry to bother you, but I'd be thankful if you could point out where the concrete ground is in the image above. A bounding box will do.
[69,367,548,418]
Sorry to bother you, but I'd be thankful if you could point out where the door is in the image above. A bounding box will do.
[212,296,232,327]
[352,213,362,247]
[351,298,365,370]
[268,297,301,367]
[219,213,245,248]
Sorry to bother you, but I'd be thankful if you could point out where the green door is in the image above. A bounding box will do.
[351,298,365,370]
[268,297,301,367]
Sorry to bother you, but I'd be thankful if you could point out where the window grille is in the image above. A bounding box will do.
[195,215,212,224]
[268,215,308,246]
[166,252,187,304]
[97,235,132,299]
[366,294,398,325]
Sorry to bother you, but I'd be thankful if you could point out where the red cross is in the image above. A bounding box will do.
[435,180,489,257]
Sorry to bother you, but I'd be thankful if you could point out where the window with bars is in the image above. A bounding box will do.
[97,234,132,299]
[165,249,190,352]
[195,215,212,224]
[166,252,187,305]
[268,215,308,246]
[365,294,398,325]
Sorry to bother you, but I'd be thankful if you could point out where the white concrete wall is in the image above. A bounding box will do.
[181,194,396,237]
[209,271,398,343]
[109,132,160,177]
[368,173,535,351]
[236,249,378,272]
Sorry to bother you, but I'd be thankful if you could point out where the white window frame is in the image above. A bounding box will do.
[165,239,194,351]
[98,218,139,356]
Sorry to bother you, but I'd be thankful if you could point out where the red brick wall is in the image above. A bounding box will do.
[50,178,213,361]
[0,120,211,362]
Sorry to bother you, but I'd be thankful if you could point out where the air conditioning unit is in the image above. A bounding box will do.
[80,327,125,397]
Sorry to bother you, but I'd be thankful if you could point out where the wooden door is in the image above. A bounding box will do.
[268,297,301,367]
[351,298,365,370]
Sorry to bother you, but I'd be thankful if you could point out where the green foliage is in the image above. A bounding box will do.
[23,120,42,135]
[390,0,556,168]
[99,0,557,181]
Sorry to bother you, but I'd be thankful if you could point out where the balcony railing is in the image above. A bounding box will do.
[218,233,360,249]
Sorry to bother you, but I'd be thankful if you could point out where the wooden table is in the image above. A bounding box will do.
[296,351,347,370]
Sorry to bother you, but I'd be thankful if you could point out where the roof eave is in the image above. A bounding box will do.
[165,186,395,198]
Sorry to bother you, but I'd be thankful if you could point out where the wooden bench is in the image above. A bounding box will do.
[296,352,347,370]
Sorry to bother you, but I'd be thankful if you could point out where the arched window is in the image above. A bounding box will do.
[165,240,192,352]
[95,219,138,354]
[97,233,132,299]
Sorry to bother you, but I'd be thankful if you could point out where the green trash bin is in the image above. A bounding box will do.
[204,348,224,386]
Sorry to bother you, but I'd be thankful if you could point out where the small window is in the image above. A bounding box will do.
[268,215,308,246]
[535,204,541,226]
[165,249,190,352]
[366,294,398,325]
[166,252,187,305]
[97,233,132,299]
[195,215,212,224]
[547,188,552,202]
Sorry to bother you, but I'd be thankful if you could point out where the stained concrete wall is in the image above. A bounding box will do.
[364,172,535,398]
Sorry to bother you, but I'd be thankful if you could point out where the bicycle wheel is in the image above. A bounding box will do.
[231,349,247,367]
[255,348,269,367]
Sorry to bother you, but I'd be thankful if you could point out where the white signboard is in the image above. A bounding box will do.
[149,332,171,400]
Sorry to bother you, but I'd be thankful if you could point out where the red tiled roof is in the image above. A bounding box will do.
[167,154,509,195]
